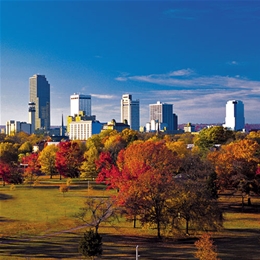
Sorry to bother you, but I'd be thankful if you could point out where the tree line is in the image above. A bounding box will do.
[1,127,260,237]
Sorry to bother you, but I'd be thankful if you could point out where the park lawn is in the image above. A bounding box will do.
[0,182,113,238]
[1,182,260,259]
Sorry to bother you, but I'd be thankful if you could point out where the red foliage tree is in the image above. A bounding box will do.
[55,141,84,179]
[22,153,41,182]
[0,162,11,186]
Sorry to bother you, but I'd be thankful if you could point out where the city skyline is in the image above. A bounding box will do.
[1,1,260,126]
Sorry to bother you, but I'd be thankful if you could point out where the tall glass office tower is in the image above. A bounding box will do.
[149,101,174,132]
[70,94,91,116]
[29,74,50,130]
[121,94,140,131]
[224,100,245,131]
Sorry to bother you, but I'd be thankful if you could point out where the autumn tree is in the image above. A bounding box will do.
[194,233,220,260]
[55,141,84,179]
[97,140,181,238]
[38,144,58,178]
[0,142,19,164]
[18,141,33,155]
[59,184,69,196]
[172,179,222,235]
[80,146,99,179]
[208,139,260,208]
[22,153,41,183]
[103,134,127,162]
[0,162,11,186]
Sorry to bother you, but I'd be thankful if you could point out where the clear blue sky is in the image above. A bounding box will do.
[1,0,260,126]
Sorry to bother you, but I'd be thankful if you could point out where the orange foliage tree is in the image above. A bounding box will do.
[97,140,181,238]
[208,139,260,205]
[194,233,220,260]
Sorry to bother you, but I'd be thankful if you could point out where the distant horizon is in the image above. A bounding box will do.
[1,1,260,125]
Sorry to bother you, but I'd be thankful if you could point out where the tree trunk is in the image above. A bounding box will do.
[186,219,189,235]
[241,194,244,212]
[157,219,161,239]
[133,215,136,228]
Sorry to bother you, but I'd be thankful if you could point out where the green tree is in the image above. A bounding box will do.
[194,126,234,154]
[78,229,102,259]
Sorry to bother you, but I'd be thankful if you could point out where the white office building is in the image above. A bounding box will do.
[223,100,245,131]
[121,94,140,131]
[69,120,103,140]
[70,94,91,116]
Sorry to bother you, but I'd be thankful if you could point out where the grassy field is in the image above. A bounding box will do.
[0,177,260,259]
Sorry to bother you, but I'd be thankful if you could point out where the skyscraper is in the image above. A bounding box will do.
[70,94,91,116]
[121,94,140,131]
[29,74,50,130]
[149,101,176,133]
[224,100,245,131]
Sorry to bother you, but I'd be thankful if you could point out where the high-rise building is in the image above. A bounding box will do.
[121,94,140,131]
[70,94,91,116]
[223,100,245,131]
[28,102,36,133]
[29,74,50,130]
[149,101,176,133]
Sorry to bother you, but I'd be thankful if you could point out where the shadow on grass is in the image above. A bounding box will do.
[0,193,13,200]
[1,229,259,259]
[215,229,260,260]
[0,233,196,259]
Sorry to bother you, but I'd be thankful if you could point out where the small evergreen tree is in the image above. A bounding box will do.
[78,229,102,259]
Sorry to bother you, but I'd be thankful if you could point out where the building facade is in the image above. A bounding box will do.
[149,101,176,133]
[223,100,245,131]
[6,120,32,135]
[29,74,50,130]
[69,120,103,140]
[70,94,91,116]
[121,94,140,131]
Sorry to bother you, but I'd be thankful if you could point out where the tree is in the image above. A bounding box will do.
[38,144,58,178]
[80,146,99,179]
[208,139,260,207]
[59,184,69,197]
[171,154,222,234]
[194,233,219,260]
[97,140,181,238]
[0,162,11,186]
[78,229,102,259]
[76,197,114,234]
[18,141,32,155]
[0,142,19,164]
[22,153,41,183]
[172,180,222,235]
[103,134,127,162]
[194,126,234,154]
[55,141,84,179]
